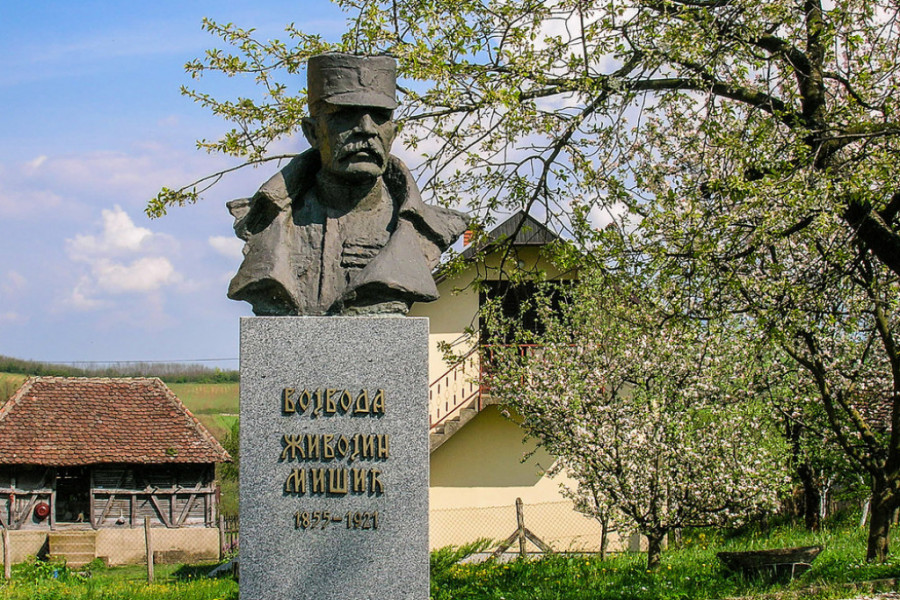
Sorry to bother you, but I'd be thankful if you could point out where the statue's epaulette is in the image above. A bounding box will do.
[230,150,321,239]
[386,157,469,251]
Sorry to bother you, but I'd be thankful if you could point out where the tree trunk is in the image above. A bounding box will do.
[798,463,821,531]
[669,528,682,549]
[867,481,893,562]
[646,530,665,570]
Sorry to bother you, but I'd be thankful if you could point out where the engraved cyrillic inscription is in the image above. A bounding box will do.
[280,434,390,463]
[283,467,386,496]
[279,385,391,530]
[281,388,385,416]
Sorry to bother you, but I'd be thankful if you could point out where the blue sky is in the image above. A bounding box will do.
[0,1,349,368]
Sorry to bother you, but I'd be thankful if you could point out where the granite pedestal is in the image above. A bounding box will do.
[239,317,429,600]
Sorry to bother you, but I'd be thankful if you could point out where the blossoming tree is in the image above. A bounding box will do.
[484,269,787,569]
[150,0,900,561]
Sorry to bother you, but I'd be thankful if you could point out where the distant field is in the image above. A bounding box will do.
[0,375,238,442]
[0,373,28,404]
[167,382,239,441]
[167,382,239,414]
[194,413,239,443]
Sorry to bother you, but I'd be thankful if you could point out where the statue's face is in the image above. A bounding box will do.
[303,104,397,183]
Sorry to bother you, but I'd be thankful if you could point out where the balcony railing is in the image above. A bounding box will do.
[428,344,542,429]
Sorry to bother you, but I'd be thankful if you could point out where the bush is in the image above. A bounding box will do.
[17,556,81,584]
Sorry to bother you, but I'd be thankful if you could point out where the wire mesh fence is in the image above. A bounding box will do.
[1,499,630,580]
[430,499,632,556]
[0,516,232,582]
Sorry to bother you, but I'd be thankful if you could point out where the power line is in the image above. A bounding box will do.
[49,358,239,365]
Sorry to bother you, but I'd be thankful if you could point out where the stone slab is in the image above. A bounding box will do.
[239,316,429,600]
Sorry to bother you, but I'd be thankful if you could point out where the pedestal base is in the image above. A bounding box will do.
[239,316,429,600]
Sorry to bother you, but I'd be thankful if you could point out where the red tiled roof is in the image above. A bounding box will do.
[0,377,231,466]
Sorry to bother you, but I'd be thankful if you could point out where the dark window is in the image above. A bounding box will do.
[479,280,573,344]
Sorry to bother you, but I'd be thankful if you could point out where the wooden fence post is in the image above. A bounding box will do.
[515,498,526,558]
[219,515,226,559]
[2,526,10,580]
[488,498,554,561]
[144,516,154,582]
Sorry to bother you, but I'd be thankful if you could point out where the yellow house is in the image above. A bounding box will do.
[410,212,634,554]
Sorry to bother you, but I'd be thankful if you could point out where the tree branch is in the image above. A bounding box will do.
[844,196,900,279]
[629,77,797,128]
[146,154,298,218]
[780,342,871,475]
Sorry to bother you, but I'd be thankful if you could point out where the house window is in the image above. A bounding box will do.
[479,280,572,344]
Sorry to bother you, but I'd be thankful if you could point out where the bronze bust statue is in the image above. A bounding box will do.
[226,53,468,316]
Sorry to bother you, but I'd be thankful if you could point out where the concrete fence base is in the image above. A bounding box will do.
[0,528,220,567]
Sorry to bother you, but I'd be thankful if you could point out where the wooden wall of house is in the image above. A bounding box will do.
[91,464,216,528]
[0,467,53,531]
[0,465,218,531]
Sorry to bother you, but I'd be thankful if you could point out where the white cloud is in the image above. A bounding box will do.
[92,257,179,294]
[26,155,47,170]
[47,151,192,199]
[589,202,628,229]
[0,177,63,217]
[67,205,155,259]
[0,311,26,325]
[208,235,245,260]
[67,277,109,312]
[63,206,183,310]
[0,145,236,223]
[156,115,181,129]
[1,270,27,296]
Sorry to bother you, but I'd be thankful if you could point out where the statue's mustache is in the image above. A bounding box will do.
[337,140,384,164]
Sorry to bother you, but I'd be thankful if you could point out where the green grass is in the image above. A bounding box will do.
[0,374,27,404]
[166,382,238,442]
[0,579,236,600]
[196,414,239,445]
[2,518,898,599]
[0,559,237,600]
[167,382,239,415]
[430,517,900,600]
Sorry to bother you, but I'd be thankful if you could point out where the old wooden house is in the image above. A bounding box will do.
[0,377,230,565]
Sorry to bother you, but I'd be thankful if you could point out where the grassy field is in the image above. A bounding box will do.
[167,382,239,416]
[1,516,898,599]
[167,382,239,441]
[0,373,27,404]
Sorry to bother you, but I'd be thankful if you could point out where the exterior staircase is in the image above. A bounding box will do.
[429,346,491,452]
[430,395,498,452]
[429,344,538,452]
[48,531,97,567]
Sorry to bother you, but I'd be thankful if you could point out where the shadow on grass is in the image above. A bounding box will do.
[170,563,222,581]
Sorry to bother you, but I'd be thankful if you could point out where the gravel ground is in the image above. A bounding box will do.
[839,593,900,600]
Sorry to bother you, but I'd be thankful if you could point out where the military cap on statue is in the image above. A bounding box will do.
[307,53,398,113]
